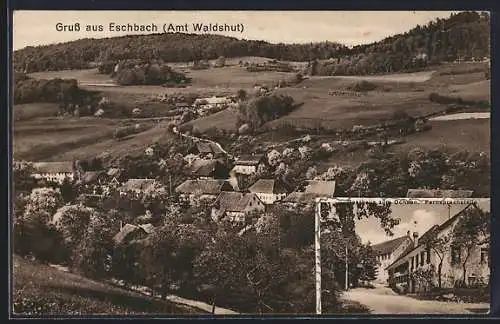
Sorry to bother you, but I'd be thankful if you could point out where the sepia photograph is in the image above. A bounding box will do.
[11,10,491,316]
[317,198,490,315]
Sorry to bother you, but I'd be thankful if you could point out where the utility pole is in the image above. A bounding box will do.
[345,242,349,291]
[315,201,322,315]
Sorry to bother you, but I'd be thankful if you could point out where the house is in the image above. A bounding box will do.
[406,189,474,198]
[211,191,265,223]
[175,179,234,201]
[282,180,336,205]
[31,161,76,184]
[119,179,162,195]
[248,179,291,205]
[386,204,490,294]
[188,142,225,158]
[185,159,230,179]
[371,234,414,284]
[75,170,106,186]
[194,96,231,107]
[231,154,266,175]
[113,224,150,246]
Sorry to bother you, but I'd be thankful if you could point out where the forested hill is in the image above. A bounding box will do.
[13,33,348,73]
[14,11,490,74]
[311,11,491,76]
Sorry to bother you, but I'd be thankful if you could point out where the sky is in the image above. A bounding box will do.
[12,11,460,51]
[355,199,490,245]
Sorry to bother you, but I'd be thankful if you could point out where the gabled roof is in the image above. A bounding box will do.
[215,192,262,213]
[120,179,157,191]
[372,236,411,256]
[282,180,336,203]
[32,162,74,174]
[191,142,224,155]
[107,168,121,177]
[386,203,476,270]
[137,223,155,234]
[248,179,291,194]
[175,179,230,195]
[77,171,105,185]
[406,189,474,198]
[235,154,265,166]
[113,224,143,245]
[185,159,220,177]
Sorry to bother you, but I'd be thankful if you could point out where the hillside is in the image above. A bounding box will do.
[12,255,203,315]
[13,12,489,76]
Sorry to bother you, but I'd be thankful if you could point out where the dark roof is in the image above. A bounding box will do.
[248,179,291,194]
[235,154,265,166]
[120,179,157,191]
[406,189,474,198]
[185,159,219,177]
[192,142,224,155]
[113,224,142,245]
[77,171,105,185]
[372,236,411,255]
[386,203,476,270]
[215,192,261,213]
[282,180,336,203]
[175,179,230,195]
[32,162,74,174]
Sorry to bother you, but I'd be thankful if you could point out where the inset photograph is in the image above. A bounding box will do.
[318,199,490,315]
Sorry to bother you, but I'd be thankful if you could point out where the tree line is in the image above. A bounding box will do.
[14,12,489,76]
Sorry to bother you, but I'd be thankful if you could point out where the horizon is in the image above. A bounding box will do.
[13,11,460,51]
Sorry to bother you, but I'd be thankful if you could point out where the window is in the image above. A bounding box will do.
[480,248,489,264]
[411,257,414,270]
[426,249,431,264]
[451,246,461,265]
[420,252,425,266]
[415,254,419,267]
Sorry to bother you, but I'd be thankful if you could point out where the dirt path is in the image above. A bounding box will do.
[342,284,489,315]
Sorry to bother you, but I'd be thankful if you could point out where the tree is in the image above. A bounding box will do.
[451,205,490,286]
[358,243,379,284]
[236,89,247,101]
[214,56,226,68]
[421,230,450,290]
[71,211,116,279]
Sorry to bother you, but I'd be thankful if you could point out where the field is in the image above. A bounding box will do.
[13,103,60,121]
[16,60,490,163]
[393,118,490,154]
[13,117,171,162]
[12,255,202,315]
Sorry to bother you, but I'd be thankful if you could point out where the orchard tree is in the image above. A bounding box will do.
[451,204,490,286]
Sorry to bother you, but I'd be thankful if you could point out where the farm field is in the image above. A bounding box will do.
[12,255,201,315]
[13,116,170,162]
[18,60,490,163]
[28,64,297,97]
[185,108,239,132]
[393,118,490,154]
[327,70,436,83]
[13,103,60,121]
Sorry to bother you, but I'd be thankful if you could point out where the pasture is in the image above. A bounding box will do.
[13,103,60,121]
[13,117,169,162]
[19,60,490,163]
[12,255,201,315]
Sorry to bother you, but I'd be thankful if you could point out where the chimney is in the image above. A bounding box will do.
[406,230,411,237]
[413,232,419,247]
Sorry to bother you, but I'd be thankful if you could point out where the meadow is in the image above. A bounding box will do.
[16,60,490,164]
[12,255,202,315]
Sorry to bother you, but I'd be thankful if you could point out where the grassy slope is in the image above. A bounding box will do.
[12,255,203,316]
[17,61,490,163]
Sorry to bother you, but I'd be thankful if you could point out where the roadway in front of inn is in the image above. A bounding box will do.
[341,283,490,315]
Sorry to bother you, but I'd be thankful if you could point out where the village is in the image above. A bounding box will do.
[11,10,492,317]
